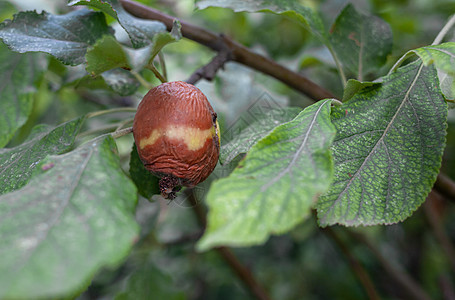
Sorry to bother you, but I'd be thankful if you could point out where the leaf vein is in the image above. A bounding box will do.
[331,63,424,217]
[8,145,94,280]
[260,99,331,192]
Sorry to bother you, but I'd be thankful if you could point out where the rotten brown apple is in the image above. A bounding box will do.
[133,81,220,199]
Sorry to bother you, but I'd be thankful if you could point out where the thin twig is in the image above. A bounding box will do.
[433,173,455,203]
[115,118,134,131]
[390,13,455,74]
[78,124,121,139]
[131,70,153,90]
[146,63,167,83]
[111,126,133,138]
[186,189,207,226]
[439,275,455,300]
[86,107,137,119]
[216,247,271,300]
[158,52,168,81]
[348,230,432,300]
[120,0,334,101]
[322,227,381,300]
[185,190,271,300]
[327,44,347,86]
[432,14,455,45]
[388,51,413,75]
[186,48,232,84]
[424,191,455,273]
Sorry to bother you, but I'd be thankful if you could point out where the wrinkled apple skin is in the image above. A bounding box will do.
[133,81,220,199]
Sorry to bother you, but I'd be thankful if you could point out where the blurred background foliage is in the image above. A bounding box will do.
[1,0,455,299]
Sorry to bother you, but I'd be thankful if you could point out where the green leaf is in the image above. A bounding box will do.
[0,136,139,299]
[115,262,185,300]
[438,69,455,108]
[102,68,140,96]
[68,0,116,18]
[329,4,392,79]
[148,19,182,61]
[123,19,181,71]
[0,117,85,196]
[0,1,16,24]
[129,143,159,200]
[220,107,301,164]
[123,44,154,71]
[85,21,181,76]
[197,99,336,250]
[195,0,328,44]
[411,42,455,75]
[0,44,46,148]
[393,43,455,103]
[69,0,167,48]
[86,35,129,76]
[317,61,447,226]
[342,79,380,102]
[0,9,112,65]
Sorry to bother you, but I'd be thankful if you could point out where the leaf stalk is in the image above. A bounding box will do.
[111,127,133,139]
[432,14,455,45]
[86,107,137,119]
[389,13,455,74]
[146,63,167,83]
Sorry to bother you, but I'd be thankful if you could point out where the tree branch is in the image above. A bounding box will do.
[322,227,381,300]
[424,191,455,273]
[216,247,271,300]
[433,173,455,203]
[439,275,455,300]
[348,230,432,300]
[111,126,133,139]
[186,47,232,84]
[120,0,334,101]
[185,190,271,300]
